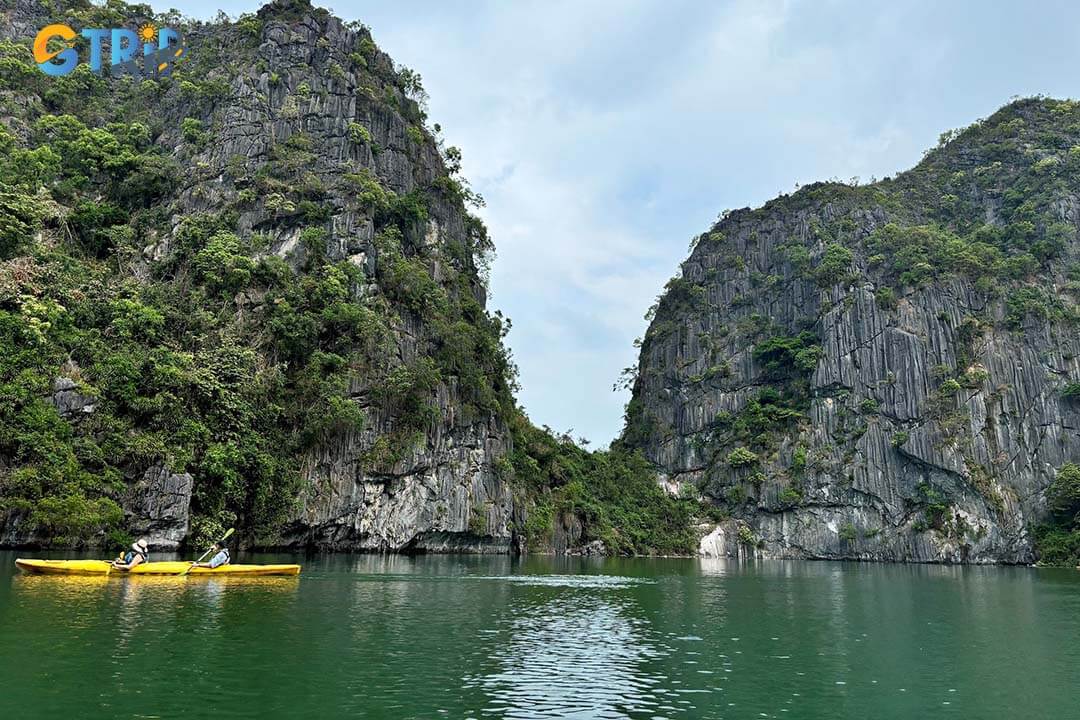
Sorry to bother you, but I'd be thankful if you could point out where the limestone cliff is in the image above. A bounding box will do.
[625,98,1080,563]
[0,0,517,551]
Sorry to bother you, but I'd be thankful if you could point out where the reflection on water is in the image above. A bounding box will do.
[4,560,304,719]
[12,573,300,593]
[470,574,654,589]
[467,576,673,717]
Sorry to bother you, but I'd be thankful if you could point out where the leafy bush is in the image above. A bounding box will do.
[791,445,808,474]
[866,212,1067,296]
[875,286,897,310]
[181,117,207,146]
[384,190,428,229]
[380,255,448,316]
[1046,463,1080,523]
[1033,525,1080,566]
[192,232,256,294]
[783,244,811,275]
[348,122,372,145]
[660,276,708,313]
[30,494,124,547]
[915,482,951,530]
[0,194,40,259]
[727,447,759,467]
[343,169,389,212]
[737,523,759,546]
[778,486,803,506]
[939,378,962,394]
[716,389,805,448]
[1006,287,1057,328]
[815,243,853,286]
[752,332,823,379]
[1034,463,1080,565]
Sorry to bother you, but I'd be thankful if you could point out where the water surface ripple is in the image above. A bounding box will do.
[1,552,1077,719]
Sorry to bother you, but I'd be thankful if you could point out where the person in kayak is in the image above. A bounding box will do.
[111,539,149,571]
[191,541,231,570]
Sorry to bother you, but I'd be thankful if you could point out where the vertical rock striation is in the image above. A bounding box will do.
[625,99,1080,562]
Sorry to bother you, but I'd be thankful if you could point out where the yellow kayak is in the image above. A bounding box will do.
[15,559,301,576]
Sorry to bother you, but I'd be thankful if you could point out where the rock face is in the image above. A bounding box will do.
[49,377,96,417]
[123,467,194,550]
[204,1,518,551]
[626,99,1080,563]
[286,406,516,552]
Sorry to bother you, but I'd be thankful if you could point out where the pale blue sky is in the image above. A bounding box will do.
[150,0,1080,444]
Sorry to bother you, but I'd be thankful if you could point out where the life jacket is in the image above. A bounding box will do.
[211,548,231,567]
[123,547,148,564]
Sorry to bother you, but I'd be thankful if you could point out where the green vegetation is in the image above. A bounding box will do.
[181,118,207,147]
[707,333,821,455]
[0,209,416,543]
[911,482,952,534]
[815,243,854,287]
[737,523,761,547]
[657,275,708,316]
[866,222,1052,291]
[348,122,373,145]
[874,286,897,310]
[791,445,808,475]
[752,332,823,379]
[507,418,698,555]
[1006,287,1065,328]
[713,389,806,451]
[0,1,518,548]
[726,447,759,467]
[778,485,803,507]
[1034,463,1080,565]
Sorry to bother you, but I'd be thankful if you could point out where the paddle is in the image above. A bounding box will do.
[179,528,235,576]
[105,549,123,577]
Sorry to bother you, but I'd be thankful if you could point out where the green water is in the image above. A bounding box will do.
[1,552,1077,719]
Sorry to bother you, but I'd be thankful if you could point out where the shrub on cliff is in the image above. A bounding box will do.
[726,447,759,467]
[1046,463,1080,523]
[1033,464,1080,565]
[814,243,853,287]
[508,417,698,555]
[752,332,823,379]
